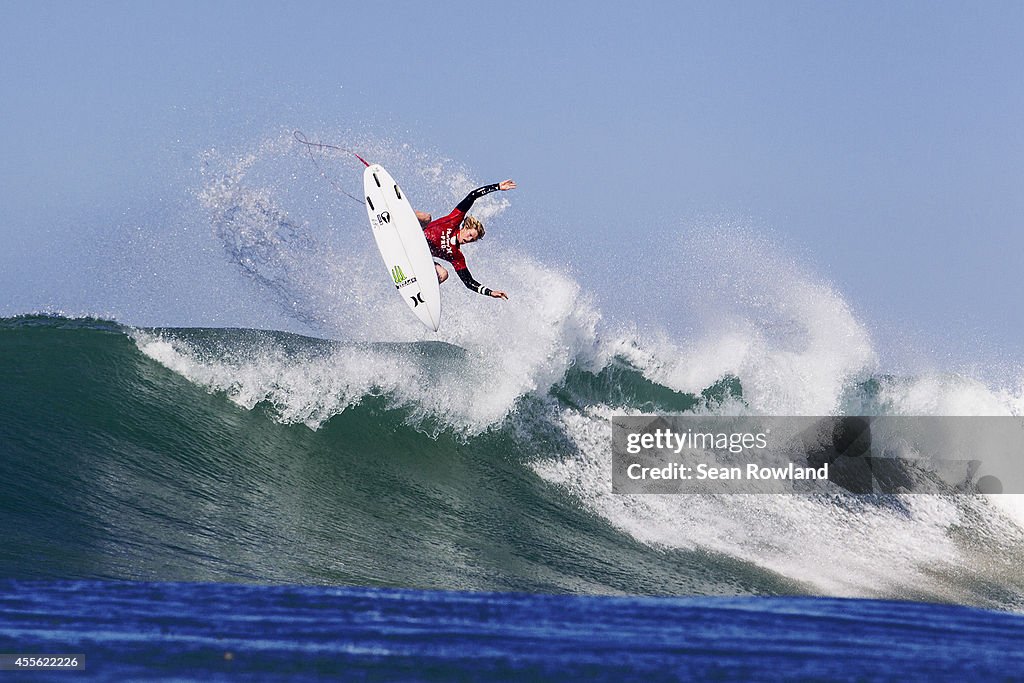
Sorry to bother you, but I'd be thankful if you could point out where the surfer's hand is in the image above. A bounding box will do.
[490,290,509,300]
[498,180,516,191]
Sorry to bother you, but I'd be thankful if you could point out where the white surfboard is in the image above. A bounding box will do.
[363,164,441,331]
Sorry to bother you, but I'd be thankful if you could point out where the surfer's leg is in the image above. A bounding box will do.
[434,262,448,284]
[415,211,432,228]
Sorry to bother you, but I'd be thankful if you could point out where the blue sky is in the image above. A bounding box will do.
[1,1,1022,364]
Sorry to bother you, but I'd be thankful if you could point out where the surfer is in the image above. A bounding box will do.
[414,180,516,300]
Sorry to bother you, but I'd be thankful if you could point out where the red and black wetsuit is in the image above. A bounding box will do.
[422,184,500,295]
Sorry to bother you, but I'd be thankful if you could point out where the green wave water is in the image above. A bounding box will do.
[0,316,778,595]
[3,315,1024,610]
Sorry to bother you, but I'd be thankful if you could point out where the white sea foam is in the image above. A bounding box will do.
[641,225,876,415]
[133,246,601,434]
[533,404,968,599]
[876,372,1024,417]
[871,372,1024,532]
[528,226,1024,602]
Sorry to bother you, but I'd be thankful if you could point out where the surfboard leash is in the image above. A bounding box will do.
[293,130,368,205]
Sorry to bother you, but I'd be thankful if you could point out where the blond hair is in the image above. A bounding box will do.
[463,214,485,238]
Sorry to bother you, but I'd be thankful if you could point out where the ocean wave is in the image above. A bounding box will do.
[3,314,1024,609]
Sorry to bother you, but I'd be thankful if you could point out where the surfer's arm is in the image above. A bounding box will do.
[454,184,499,213]
[454,180,515,213]
[455,266,505,298]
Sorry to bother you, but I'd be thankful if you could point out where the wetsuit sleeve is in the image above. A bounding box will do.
[455,184,501,213]
[455,266,492,296]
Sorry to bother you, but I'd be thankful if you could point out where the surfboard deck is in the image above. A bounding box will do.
[363,164,442,331]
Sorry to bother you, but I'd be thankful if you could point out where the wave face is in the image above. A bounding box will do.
[3,314,1024,610]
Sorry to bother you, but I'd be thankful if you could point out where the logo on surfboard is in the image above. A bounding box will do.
[377,211,391,225]
[392,266,418,290]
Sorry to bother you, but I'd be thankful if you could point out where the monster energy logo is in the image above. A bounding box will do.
[391,265,407,284]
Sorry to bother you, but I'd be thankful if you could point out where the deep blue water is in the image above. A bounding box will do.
[1,581,1023,681]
